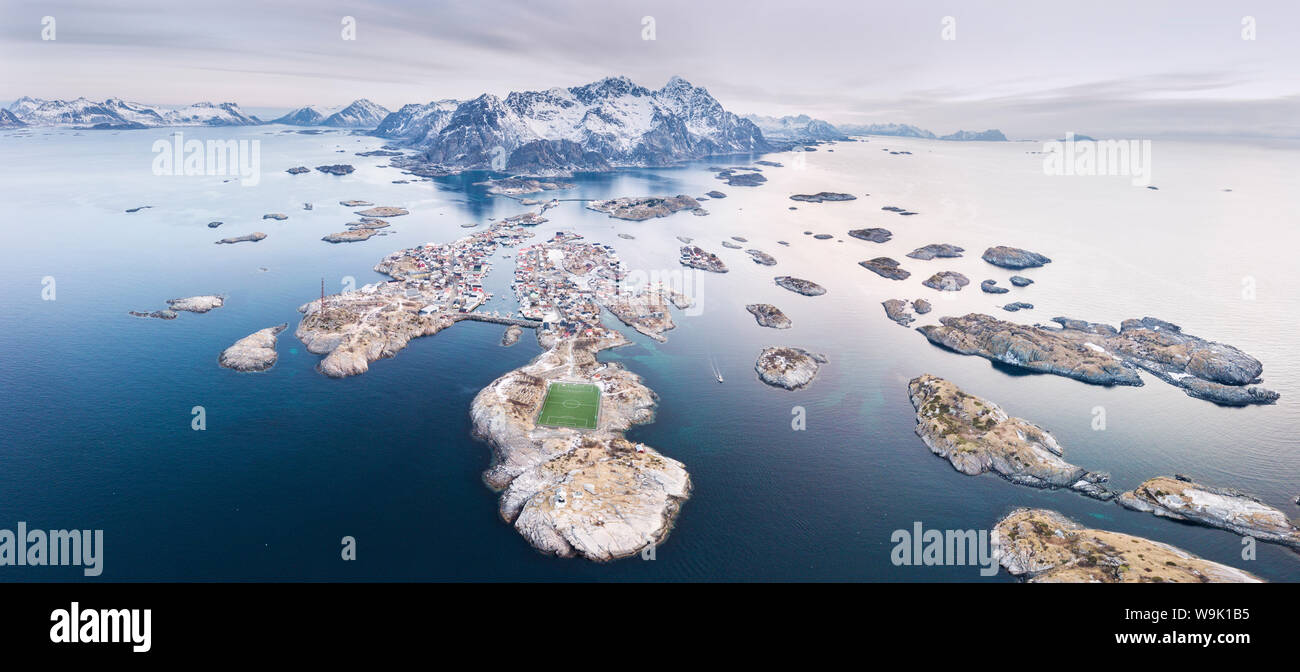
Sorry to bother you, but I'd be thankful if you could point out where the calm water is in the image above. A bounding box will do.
[1,127,1297,581]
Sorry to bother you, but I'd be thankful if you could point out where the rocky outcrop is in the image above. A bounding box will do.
[916,314,1280,405]
[746,303,792,329]
[315,164,355,176]
[922,271,969,291]
[994,508,1261,583]
[354,206,408,217]
[476,177,573,195]
[322,229,380,243]
[755,347,826,390]
[501,325,523,347]
[716,168,766,186]
[218,324,287,372]
[286,166,309,175]
[745,249,777,266]
[908,375,1112,498]
[587,195,699,220]
[982,246,1051,269]
[679,245,727,272]
[848,228,892,243]
[166,295,224,313]
[215,232,267,245]
[1003,302,1034,312]
[859,257,910,280]
[774,276,826,296]
[1118,477,1300,548]
[980,279,1009,294]
[882,299,915,327]
[907,243,963,260]
[789,192,856,203]
[1010,275,1033,287]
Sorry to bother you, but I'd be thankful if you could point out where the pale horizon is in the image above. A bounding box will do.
[3,0,1298,139]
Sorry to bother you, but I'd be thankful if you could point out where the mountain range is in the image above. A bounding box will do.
[271,99,391,128]
[4,80,1009,173]
[835,122,1007,141]
[743,114,849,142]
[374,76,769,173]
[5,97,260,128]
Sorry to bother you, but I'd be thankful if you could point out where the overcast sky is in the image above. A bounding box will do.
[2,0,1298,138]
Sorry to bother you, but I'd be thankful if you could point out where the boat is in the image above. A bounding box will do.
[709,356,724,383]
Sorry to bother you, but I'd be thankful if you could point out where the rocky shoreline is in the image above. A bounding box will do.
[587,195,699,220]
[917,314,1280,406]
[215,232,267,245]
[908,375,1112,499]
[774,276,826,296]
[471,334,690,561]
[746,303,792,329]
[218,324,287,372]
[1118,477,1300,548]
[860,257,910,280]
[755,347,826,390]
[994,508,1261,583]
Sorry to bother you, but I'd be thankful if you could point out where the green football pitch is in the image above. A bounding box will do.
[537,382,601,429]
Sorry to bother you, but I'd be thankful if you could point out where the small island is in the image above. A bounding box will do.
[994,508,1260,583]
[316,164,355,176]
[917,314,1280,406]
[982,246,1051,269]
[906,243,963,260]
[859,257,910,280]
[745,303,792,329]
[848,228,892,243]
[755,347,827,390]
[921,271,969,291]
[774,276,826,296]
[679,246,727,273]
[908,374,1112,499]
[216,232,267,245]
[1118,477,1300,548]
[789,192,856,203]
[218,324,288,372]
[587,195,699,220]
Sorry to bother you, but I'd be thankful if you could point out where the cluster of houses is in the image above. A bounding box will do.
[511,231,626,340]
[381,223,535,317]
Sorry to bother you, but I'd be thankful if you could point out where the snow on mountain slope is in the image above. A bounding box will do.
[374,100,461,143]
[745,114,848,142]
[321,99,391,128]
[271,106,329,125]
[393,75,768,171]
[8,98,260,127]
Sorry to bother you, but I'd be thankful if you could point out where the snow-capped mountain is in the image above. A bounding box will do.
[271,106,329,126]
[394,76,768,172]
[744,114,848,142]
[163,102,260,126]
[374,99,461,144]
[939,129,1007,141]
[0,108,26,128]
[836,122,937,139]
[7,97,261,128]
[321,99,391,128]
